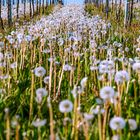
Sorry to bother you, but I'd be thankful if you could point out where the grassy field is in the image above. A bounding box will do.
[0,4,140,140]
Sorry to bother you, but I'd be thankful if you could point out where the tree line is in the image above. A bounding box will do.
[85,0,139,28]
[0,0,64,29]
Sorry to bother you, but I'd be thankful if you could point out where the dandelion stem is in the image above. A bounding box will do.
[71,97,78,139]
[102,104,109,140]
[56,60,65,98]
[98,113,102,140]
[38,127,41,140]
[48,101,55,140]
[64,113,68,139]
[133,80,137,103]
[15,124,19,140]
[49,50,53,97]
[6,113,10,140]
[53,63,56,97]
[29,72,34,120]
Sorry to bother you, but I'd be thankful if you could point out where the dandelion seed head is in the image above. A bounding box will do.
[128,119,137,131]
[22,132,27,137]
[71,85,77,98]
[35,88,47,104]
[36,88,48,97]
[109,117,125,130]
[91,105,104,115]
[84,113,94,121]
[0,42,4,49]
[0,74,9,80]
[42,49,50,54]
[136,36,140,43]
[0,52,4,61]
[80,77,88,89]
[136,47,140,53]
[125,47,129,52]
[58,38,64,46]
[25,35,32,42]
[99,64,108,74]
[32,119,46,127]
[10,62,17,69]
[63,64,72,71]
[112,135,120,140]
[34,66,46,77]
[59,100,73,113]
[44,76,50,84]
[115,70,129,84]
[100,86,115,100]
[63,117,72,126]
[90,66,98,71]
[0,61,6,67]
[133,63,140,73]
[4,108,9,114]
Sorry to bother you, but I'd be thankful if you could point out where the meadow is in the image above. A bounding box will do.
[0,2,140,140]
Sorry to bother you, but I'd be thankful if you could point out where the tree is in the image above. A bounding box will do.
[36,0,38,13]
[24,0,26,19]
[50,0,52,5]
[13,0,15,5]
[124,0,129,27]
[2,0,5,6]
[39,0,41,13]
[129,0,134,26]
[32,0,35,16]
[0,0,4,29]
[46,0,48,9]
[30,0,32,18]
[42,0,45,13]
[17,0,19,19]
[52,0,55,4]
[7,0,12,27]
[105,0,109,18]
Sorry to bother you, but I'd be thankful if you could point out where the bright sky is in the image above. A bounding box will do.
[64,0,84,4]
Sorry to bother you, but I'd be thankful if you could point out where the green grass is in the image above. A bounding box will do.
[0,4,140,140]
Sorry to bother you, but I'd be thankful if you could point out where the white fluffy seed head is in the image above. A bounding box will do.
[84,113,94,121]
[35,88,48,104]
[112,135,120,140]
[36,88,48,97]
[109,117,126,130]
[71,85,77,98]
[91,105,105,115]
[34,66,46,77]
[32,119,46,127]
[80,77,88,89]
[133,63,140,73]
[100,86,115,100]
[4,108,9,114]
[0,52,4,61]
[128,119,137,131]
[10,62,17,69]
[43,76,50,84]
[115,70,129,84]
[63,64,72,71]
[59,100,73,113]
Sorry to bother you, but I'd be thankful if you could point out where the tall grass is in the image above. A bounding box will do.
[0,4,140,140]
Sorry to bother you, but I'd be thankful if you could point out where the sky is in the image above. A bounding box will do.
[1,0,84,6]
[64,0,84,4]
